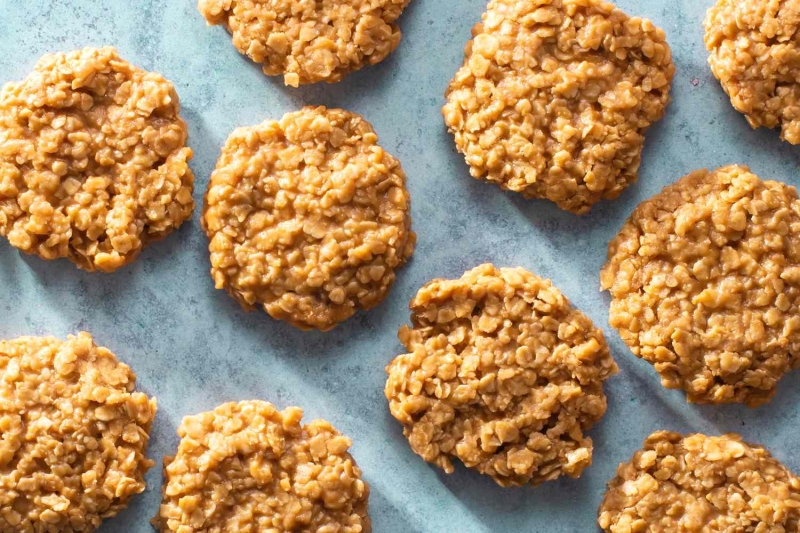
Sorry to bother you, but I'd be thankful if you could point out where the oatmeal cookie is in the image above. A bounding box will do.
[0,48,194,272]
[384,264,618,487]
[198,0,411,87]
[598,431,800,532]
[154,400,370,533]
[201,106,415,331]
[601,165,800,406]
[442,0,675,214]
[705,0,800,144]
[0,332,157,532]
[0,47,194,272]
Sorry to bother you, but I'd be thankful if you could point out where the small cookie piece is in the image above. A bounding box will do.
[598,431,800,532]
[154,400,370,533]
[705,0,800,144]
[601,165,800,406]
[0,332,157,532]
[442,0,675,214]
[201,106,415,331]
[198,0,411,87]
[385,264,618,487]
[0,47,195,272]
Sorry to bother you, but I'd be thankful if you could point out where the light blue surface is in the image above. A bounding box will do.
[0,1,798,532]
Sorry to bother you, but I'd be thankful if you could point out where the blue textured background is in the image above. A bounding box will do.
[1,1,798,532]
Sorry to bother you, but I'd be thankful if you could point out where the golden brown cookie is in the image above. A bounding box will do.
[705,0,800,144]
[201,106,415,331]
[598,431,800,532]
[198,0,411,87]
[442,0,675,214]
[0,332,157,532]
[385,264,618,487]
[154,400,370,533]
[601,165,800,406]
[0,47,195,272]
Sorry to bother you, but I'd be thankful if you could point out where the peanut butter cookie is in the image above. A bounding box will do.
[201,106,415,331]
[385,264,618,487]
[599,431,800,532]
[198,0,412,87]
[154,400,370,533]
[0,332,157,532]
[442,0,675,214]
[601,165,800,406]
[0,47,195,272]
[705,0,800,144]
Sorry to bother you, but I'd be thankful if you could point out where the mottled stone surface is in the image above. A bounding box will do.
[0,1,798,532]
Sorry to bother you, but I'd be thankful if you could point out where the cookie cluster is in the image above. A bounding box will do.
[2,0,800,531]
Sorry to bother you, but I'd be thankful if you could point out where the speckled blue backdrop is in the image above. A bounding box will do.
[0,1,798,532]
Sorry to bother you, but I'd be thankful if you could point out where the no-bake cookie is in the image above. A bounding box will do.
[442,0,675,214]
[601,165,800,406]
[0,47,195,272]
[385,264,618,487]
[154,400,370,533]
[0,332,157,532]
[705,0,800,144]
[201,106,415,331]
[599,431,800,532]
[198,0,412,87]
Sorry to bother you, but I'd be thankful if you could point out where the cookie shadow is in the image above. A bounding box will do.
[179,105,226,202]
[436,457,597,531]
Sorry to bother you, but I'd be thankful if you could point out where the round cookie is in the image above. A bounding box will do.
[384,264,618,487]
[705,0,800,144]
[0,332,157,532]
[601,165,800,406]
[442,0,675,214]
[0,47,195,272]
[598,431,800,532]
[154,400,370,533]
[201,106,415,331]
[198,0,411,87]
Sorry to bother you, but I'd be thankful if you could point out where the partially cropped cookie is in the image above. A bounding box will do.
[0,332,157,532]
[385,264,618,487]
[154,400,370,533]
[0,47,195,272]
[201,106,415,331]
[705,0,800,144]
[198,0,411,87]
[602,165,800,406]
[442,0,674,214]
[599,431,800,532]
